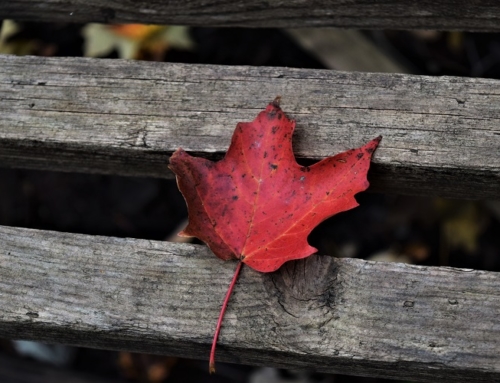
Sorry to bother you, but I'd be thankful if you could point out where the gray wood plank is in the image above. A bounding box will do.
[1,55,499,199]
[2,1,500,31]
[0,225,499,381]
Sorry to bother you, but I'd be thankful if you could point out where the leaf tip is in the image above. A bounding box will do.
[169,147,185,164]
[372,135,382,147]
[271,95,281,108]
[364,136,382,156]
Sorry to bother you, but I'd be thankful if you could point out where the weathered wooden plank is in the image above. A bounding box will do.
[1,55,499,199]
[0,225,499,381]
[2,1,500,31]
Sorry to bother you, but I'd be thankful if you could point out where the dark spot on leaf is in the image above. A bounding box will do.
[366,148,374,154]
[272,126,279,134]
[270,164,278,170]
[356,153,364,159]
[277,113,282,120]
[300,166,310,172]
[326,191,330,195]
[242,174,246,178]
[263,151,268,158]
[232,196,238,200]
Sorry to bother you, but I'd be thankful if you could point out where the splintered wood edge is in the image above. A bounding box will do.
[0,225,499,382]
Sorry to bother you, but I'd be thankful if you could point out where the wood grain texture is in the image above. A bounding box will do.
[1,225,499,381]
[1,55,499,199]
[2,1,500,31]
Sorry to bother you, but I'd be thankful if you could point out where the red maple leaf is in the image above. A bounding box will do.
[169,98,381,372]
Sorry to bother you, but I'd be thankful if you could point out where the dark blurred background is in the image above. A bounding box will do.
[1,20,500,383]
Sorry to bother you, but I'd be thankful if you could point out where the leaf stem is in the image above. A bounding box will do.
[209,260,243,374]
